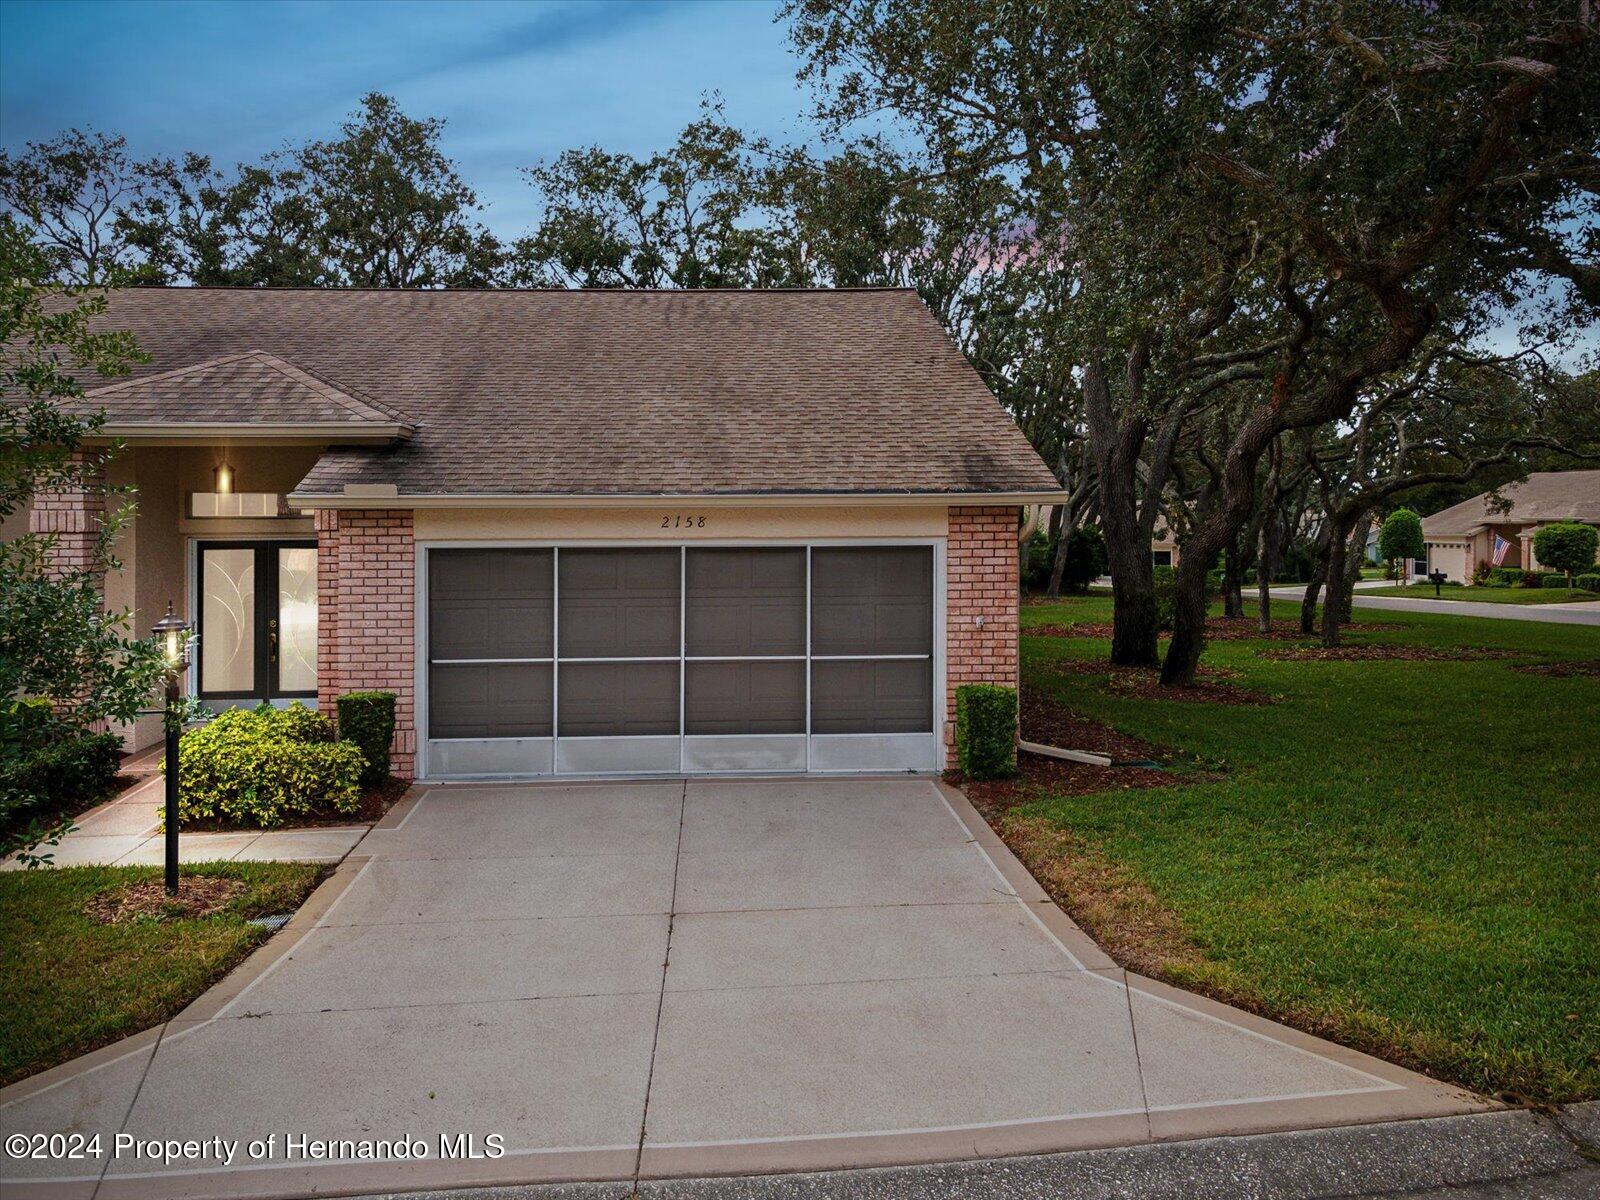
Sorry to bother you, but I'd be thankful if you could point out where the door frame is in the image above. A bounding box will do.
[413,538,948,781]
[188,537,318,706]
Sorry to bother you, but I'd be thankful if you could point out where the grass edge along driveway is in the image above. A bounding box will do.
[1013,595,1599,1105]
[1,861,325,1086]
[1365,583,1597,604]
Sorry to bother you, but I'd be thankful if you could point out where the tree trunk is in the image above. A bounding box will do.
[1339,525,1364,622]
[1104,514,1161,665]
[1320,515,1353,647]
[1300,577,1320,634]
[1046,531,1069,598]
[1257,520,1274,635]
[1222,536,1246,618]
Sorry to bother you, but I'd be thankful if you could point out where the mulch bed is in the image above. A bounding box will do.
[84,876,246,925]
[950,753,1176,814]
[181,774,410,833]
[1041,659,1276,705]
[1513,660,1600,678]
[1258,645,1518,663]
[1020,686,1170,761]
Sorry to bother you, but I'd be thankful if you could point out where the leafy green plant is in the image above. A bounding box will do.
[1540,574,1573,589]
[1575,573,1600,593]
[1532,522,1600,587]
[1378,510,1425,576]
[955,683,1017,780]
[174,703,362,829]
[1,700,121,842]
[336,691,395,787]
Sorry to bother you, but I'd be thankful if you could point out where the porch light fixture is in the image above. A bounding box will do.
[213,460,235,495]
[150,602,190,895]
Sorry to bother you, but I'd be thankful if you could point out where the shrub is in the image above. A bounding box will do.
[1153,564,1177,630]
[337,691,396,787]
[1490,567,1525,586]
[1576,573,1600,593]
[954,684,1017,780]
[1532,521,1599,585]
[1518,571,1542,588]
[1540,574,1572,589]
[1060,525,1107,593]
[1471,559,1494,586]
[0,711,122,838]
[175,703,362,829]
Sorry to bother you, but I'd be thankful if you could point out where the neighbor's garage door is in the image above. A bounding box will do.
[424,544,936,777]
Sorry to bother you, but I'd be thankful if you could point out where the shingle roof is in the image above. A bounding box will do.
[79,350,411,430]
[69,287,1059,498]
[1422,470,1600,537]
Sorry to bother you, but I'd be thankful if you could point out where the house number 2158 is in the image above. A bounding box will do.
[661,514,707,528]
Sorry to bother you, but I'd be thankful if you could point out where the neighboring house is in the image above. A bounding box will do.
[1420,470,1600,582]
[1151,531,1180,568]
[12,287,1060,779]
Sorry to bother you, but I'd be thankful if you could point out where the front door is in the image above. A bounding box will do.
[196,541,317,707]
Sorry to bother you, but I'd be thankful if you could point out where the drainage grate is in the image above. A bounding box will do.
[247,913,292,931]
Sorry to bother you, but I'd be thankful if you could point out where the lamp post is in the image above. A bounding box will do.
[151,603,190,896]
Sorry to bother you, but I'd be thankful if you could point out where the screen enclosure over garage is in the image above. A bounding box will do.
[420,543,943,777]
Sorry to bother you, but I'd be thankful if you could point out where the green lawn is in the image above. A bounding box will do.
[1015,595,1600,1103]
[0,862,324,1085]
[1366,582,1597,604]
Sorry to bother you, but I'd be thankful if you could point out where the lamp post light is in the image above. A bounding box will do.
[151,602,190,896]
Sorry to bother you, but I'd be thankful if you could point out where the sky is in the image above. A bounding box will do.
[0,0,810,237]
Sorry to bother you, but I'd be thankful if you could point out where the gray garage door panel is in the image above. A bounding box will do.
[559,548,680,658]
[424,544,939,777]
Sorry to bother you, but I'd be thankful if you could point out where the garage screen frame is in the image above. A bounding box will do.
[416,539,947,779]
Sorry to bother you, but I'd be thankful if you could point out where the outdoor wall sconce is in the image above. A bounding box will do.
[213,460,235,495]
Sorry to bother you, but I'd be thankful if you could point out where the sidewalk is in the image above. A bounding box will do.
[2,760,369,871]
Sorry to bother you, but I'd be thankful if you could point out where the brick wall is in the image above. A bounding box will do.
[316,509,417,778]
[30,454,108,583]
[945,506,1020,751]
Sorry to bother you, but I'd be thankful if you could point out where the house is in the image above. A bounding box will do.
[1420,470,1600,582]
[1151,531,1180,567]
[15,287,1061,779]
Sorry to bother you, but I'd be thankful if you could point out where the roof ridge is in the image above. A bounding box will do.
[249,353,416,426]
[118,284,922,295]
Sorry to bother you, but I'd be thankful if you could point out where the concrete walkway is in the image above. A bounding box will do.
[1,778,1484,1199]
[1,770,369,871]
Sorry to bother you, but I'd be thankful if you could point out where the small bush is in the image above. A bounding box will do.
[1540,574,1572,589]
[1471,560,1494,586]
[175,703,362,829]
[955,684,1017,780]
[337,691,396,787]
[1153,564,1177,630]
[1518,571,1542,588]
[1576,573,1600,593]
[0,717,122,837]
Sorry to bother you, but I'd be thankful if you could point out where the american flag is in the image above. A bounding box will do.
[1491,534,1510,566]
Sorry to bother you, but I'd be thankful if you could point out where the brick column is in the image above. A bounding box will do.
[315,508,416,779]
[30,454,107,583]
[945,506,1020,753]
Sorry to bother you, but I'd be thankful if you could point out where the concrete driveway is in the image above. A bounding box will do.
[2,778,1482,1199]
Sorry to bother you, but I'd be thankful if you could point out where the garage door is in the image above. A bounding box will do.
[424,545,938,777]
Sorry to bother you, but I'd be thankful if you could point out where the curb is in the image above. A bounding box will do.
[367,1106,1600,1200]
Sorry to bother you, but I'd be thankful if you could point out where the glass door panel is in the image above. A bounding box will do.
[197,541,316,703]
[200,547,256,695]
[276,547,318,694]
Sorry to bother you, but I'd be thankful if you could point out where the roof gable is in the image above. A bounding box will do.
[81,350,412,431]
[72,288,1060,499]
[1422,471,1600,536]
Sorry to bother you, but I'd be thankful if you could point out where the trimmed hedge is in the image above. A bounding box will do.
[955,684,1017,780]
[0,702,122,837]
[1576,573,1600,593]
[337,691,396,787]
[1540,574,1574,588]
[174,703,363,829]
